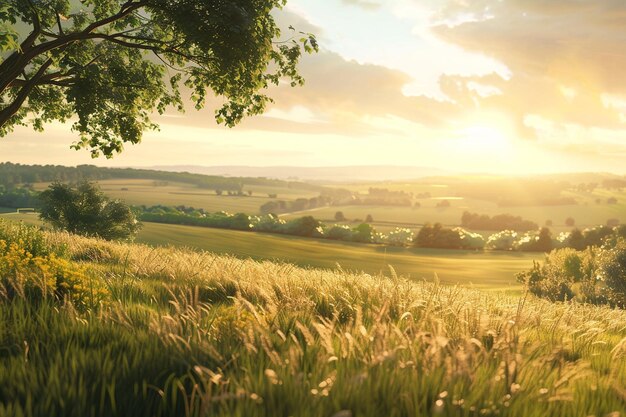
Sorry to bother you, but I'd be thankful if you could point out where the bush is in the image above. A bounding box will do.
[517,248,597,303]
[352,223,376,243]
[414,223,462,249]
[485,230,518,251]
[598,239,626,307]
[283,216,324,238]
[518,239,626,308]
[455,228,486,250]
[334,211,346,221]
[0,239,109,309]
[384,228,414,246]
[513,228,553,252]
[582,226,613,247]
[0,219,64,257]
[327,225,353,241]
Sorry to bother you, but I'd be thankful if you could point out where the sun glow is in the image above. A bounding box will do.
[458,124,514,154]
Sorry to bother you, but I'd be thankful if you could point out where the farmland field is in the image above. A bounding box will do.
[283,189,626,231]
[31,179,320,214]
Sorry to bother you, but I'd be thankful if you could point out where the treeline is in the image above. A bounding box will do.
[260,187,415,215]
[461,211,538,231]
[136,205,625,253]
[138,206,326,237]
[260,196,334,214]
[0,163,326,193]
[0,186,40,208]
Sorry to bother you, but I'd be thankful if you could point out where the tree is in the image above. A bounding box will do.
[0,1,317,157]
[565,217,576,227]
[365,214,374,223]
[535,227,553,252]
[334,211,345,222]
[39,182,140,240]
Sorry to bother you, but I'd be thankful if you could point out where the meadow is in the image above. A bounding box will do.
[0,213,541,291]
[0,221,624,416]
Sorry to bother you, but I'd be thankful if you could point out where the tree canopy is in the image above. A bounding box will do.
[39,181,141,240]
[0,1,317,157]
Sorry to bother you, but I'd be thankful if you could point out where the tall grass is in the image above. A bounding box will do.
[0,224,624,416]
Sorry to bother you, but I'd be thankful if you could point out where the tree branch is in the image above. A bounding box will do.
[0,1,147,99]
[0,59,53,127]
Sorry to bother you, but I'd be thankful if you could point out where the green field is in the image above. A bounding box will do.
[2,213,542,290]
[0,221,623,417]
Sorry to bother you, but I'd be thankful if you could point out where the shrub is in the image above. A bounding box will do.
[351,223,376,243]
[385,228,414,246]
[517,248,597,303]
[455,228,485,250]
[283,216,324,238]
[513,228,553,252]
[598,239,626,308]
[0,240,109,309]
[518,239,626,308]
[327,225,353,241]
[485,230,517,251]
[0,219,64,257]
[582,225,613,247]
[414,223,462,249]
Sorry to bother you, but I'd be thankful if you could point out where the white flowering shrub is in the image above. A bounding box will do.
[385,228,415,246]
[486,230,518,251]
[454,228,485,250]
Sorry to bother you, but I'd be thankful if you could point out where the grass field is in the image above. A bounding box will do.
[0,221,624,416]
[1,213,542,291]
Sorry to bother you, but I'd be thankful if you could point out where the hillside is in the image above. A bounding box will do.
[0,220,624,416]
[143,165,453,181]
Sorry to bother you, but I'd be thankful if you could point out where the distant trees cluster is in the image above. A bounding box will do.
[0,186,40,208]
[461,211,538,231]
[260,195,334,215]
[136,202,626,253]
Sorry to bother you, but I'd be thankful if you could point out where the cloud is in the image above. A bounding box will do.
[158,8,461,137]
[430,0,626,141]
[341,0,382,11]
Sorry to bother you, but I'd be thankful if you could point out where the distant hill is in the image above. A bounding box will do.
[0,163,327,192]
[142,165,453,182]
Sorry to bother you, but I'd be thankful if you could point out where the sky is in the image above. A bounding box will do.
[2,0,626,174]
